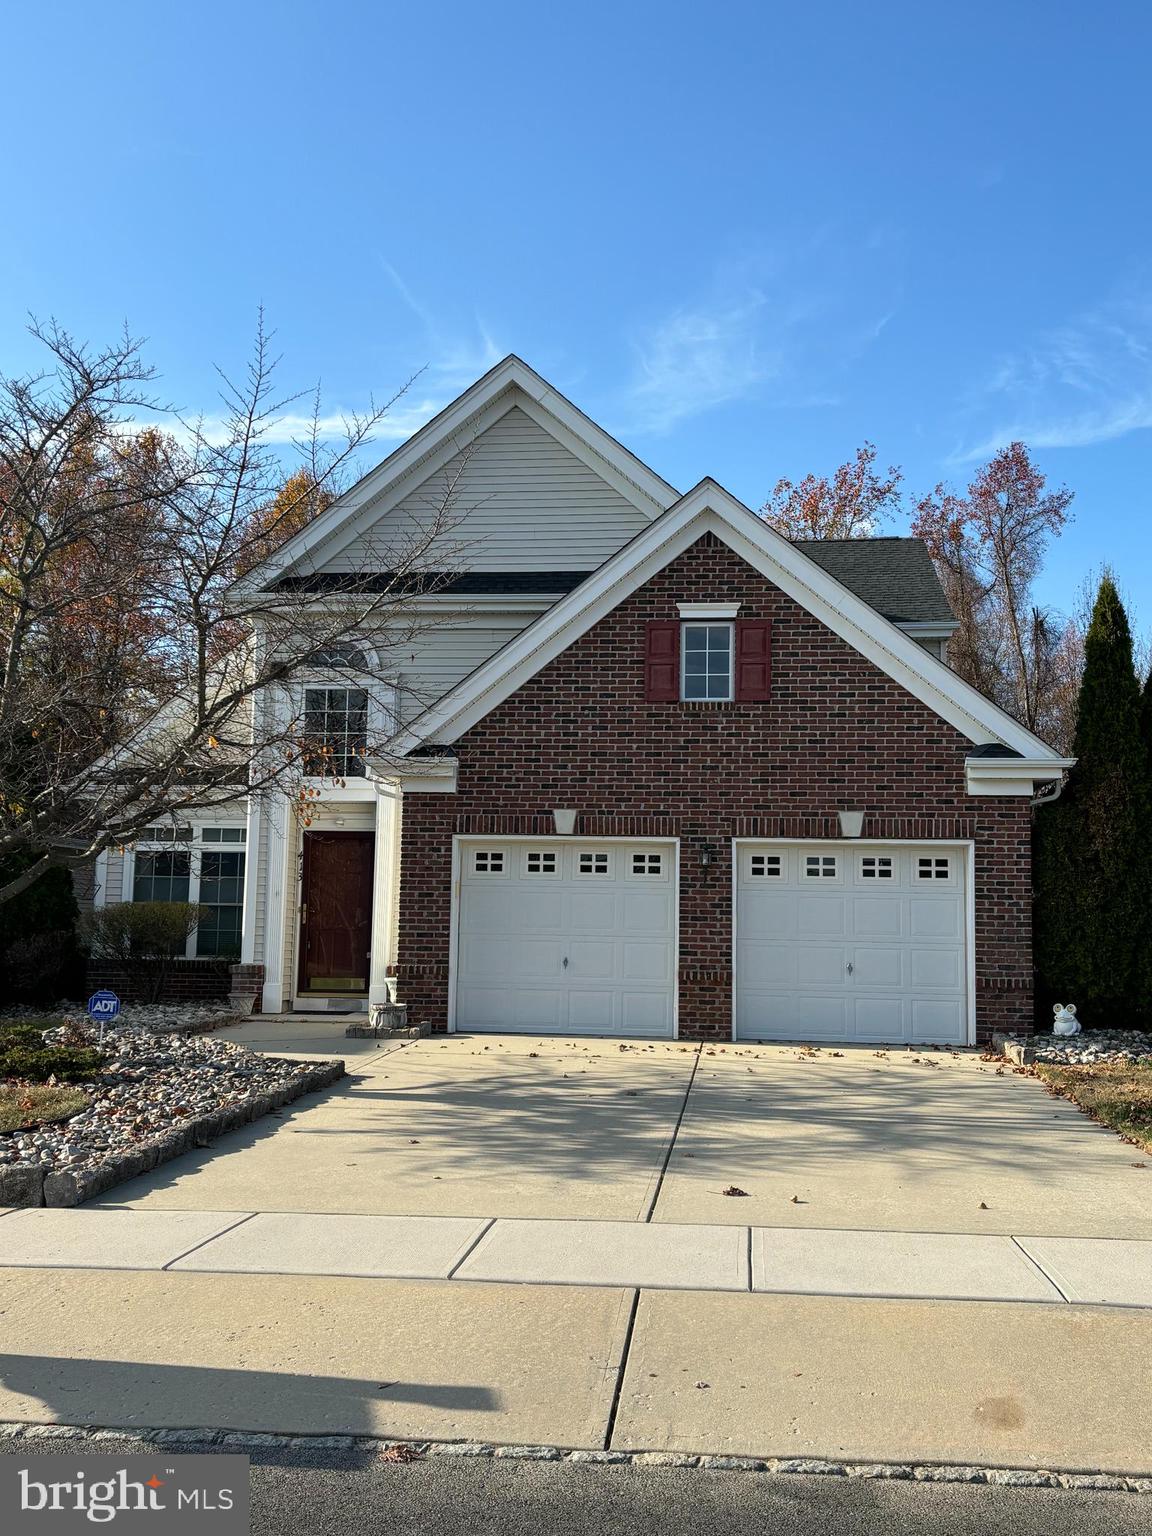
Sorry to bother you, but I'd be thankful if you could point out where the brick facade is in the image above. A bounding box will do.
[85,958,235,1005]
[395,534,1034,1044]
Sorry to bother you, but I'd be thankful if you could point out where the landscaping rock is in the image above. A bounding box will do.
[1,1023,344,1206]
[995,1029,1152,1066]
[0,1164,46,1206]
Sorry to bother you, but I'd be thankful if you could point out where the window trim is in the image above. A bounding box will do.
[680,620,735,703]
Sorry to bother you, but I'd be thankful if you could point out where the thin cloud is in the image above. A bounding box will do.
[953,296,1152,461]
[623,294,773,435]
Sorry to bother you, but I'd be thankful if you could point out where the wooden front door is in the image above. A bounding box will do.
[297,831,374,994]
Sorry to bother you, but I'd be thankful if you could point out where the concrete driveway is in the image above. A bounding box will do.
[86,1020,1152,1239]
[5,1022,1152,1471]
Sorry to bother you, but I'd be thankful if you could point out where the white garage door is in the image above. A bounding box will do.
[454,840,677,1037]
[735,842,969,1044]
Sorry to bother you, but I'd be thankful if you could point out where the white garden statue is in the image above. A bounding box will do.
[1052,1003,1081,1037]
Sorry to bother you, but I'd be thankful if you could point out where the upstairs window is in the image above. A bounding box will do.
[645,617,771,703]
[681,623,734,701]
[302,687,368,777]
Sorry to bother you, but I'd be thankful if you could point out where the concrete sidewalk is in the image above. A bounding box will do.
[1,1266,1150,1476]
[3,1206,1152,1307]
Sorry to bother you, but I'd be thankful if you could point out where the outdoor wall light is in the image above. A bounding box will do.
[838,810,865,839]
[700,842,718,868]
[553,809,578,836]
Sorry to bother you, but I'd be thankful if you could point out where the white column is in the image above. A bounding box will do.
[239,796,263,964]
[369,782,401,1008]
[261,794,291,1014]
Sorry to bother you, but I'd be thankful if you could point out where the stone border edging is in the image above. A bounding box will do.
[0,1060,346,1209]
[0,1424,1147,1492]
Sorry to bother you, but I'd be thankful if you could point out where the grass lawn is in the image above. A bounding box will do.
[0,1083,89,1133]
[1035,1060,1152,1156]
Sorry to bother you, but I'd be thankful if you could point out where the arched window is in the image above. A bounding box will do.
[309,642,368,670]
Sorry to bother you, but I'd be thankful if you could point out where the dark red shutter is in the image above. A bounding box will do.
[645,621,680,701]
[734,620,771,702]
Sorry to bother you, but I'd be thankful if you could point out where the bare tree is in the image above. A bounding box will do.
[912,442,1075,747]
[0,317,469,906]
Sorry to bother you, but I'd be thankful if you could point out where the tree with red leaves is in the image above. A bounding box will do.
[759,442,903,540]
[912,443,1075,746]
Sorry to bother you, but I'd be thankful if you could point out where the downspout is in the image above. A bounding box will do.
[1031,777,1065,807]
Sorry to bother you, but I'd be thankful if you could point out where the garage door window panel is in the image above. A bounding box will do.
[523,849,560,877]
[472,850,507,876]
[804,854,839,880]
[576,851,612,877]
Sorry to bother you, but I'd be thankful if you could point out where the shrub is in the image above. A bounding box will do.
[82,901,205,1003]
[0,1023,53,1048]
[0,863,84,1005]
[0,1043,106,1083]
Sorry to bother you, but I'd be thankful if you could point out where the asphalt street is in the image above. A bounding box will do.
[2,1437,1149,1536]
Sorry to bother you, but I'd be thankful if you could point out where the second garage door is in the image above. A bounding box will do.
[454,840,677,1037]
[735,842,969,1044]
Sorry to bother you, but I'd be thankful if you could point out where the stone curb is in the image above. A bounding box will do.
[0,1424,1147,1491]
[0,1059,346,1209]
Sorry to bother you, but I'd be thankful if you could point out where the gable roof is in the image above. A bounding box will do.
[388,478,1071,770]
[229,355,679,596]
[794,538,956,627]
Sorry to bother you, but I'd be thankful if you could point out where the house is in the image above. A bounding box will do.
[93,357,1071,1043]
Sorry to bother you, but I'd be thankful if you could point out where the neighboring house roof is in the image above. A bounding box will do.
[274,550,954,628]
[388,477,1072,777]
[794,538,956,627]
[228,356,679,597]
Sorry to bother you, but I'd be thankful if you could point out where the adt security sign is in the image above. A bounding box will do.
[87,990,121,1027]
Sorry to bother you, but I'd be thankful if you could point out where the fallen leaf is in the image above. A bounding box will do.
[379,1442,423,1462]
[722,1185,750,1197]
[978,1201,989,1210]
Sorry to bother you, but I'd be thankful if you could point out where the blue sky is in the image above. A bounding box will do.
[3,1,1150,633]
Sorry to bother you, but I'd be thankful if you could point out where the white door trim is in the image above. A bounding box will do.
[449,835,680,1038]
[730,837,977,1047]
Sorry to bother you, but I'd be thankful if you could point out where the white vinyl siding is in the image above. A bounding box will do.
[315,407,651,574]
[393,623,535,724]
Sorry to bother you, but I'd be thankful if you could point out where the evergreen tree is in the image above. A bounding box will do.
[1033,577,1151,1026]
